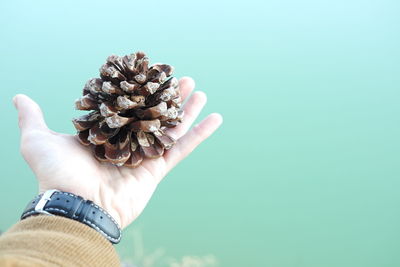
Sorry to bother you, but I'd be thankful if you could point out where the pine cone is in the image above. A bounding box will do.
[72,52,183,167]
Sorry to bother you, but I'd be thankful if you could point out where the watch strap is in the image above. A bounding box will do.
[21,190,121,244]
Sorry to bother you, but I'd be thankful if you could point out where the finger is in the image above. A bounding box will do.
[166,91,207,140]
[13,94,49,135]
[179,76,195,102]
[164,113,223,171]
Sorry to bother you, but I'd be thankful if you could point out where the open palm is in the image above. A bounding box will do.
[14,77,222,229]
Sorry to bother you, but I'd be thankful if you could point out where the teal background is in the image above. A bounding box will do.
[1,0,399,266]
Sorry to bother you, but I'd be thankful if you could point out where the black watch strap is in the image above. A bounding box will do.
[21,190,121,244]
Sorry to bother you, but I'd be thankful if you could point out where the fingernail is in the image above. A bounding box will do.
[12,95,18,109]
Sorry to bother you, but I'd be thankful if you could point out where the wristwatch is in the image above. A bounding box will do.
[21,189,122,244]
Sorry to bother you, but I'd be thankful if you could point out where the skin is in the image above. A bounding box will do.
[14,77,223,229]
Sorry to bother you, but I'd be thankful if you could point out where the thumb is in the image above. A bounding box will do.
[13,94,49,134]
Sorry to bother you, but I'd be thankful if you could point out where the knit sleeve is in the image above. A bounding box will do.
[0,215,121,266]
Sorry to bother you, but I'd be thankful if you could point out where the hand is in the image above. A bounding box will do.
[13,77,223,229]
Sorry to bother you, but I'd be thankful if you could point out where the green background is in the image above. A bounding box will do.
[1,0,399,266]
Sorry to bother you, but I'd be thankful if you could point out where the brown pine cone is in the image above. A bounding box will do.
[72,52,183,167]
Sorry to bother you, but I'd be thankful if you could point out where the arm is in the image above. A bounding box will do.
[0,77,223,266]
[0,216,120,266]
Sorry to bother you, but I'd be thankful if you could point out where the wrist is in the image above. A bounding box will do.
[38,186,122,228]
[21,189,122,244]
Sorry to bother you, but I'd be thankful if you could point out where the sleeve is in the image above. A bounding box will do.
[0,215,121,267]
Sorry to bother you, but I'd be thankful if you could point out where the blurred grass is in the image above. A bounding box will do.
[121,228,218,267]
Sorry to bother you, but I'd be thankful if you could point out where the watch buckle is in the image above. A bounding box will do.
[34,189,60,215]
